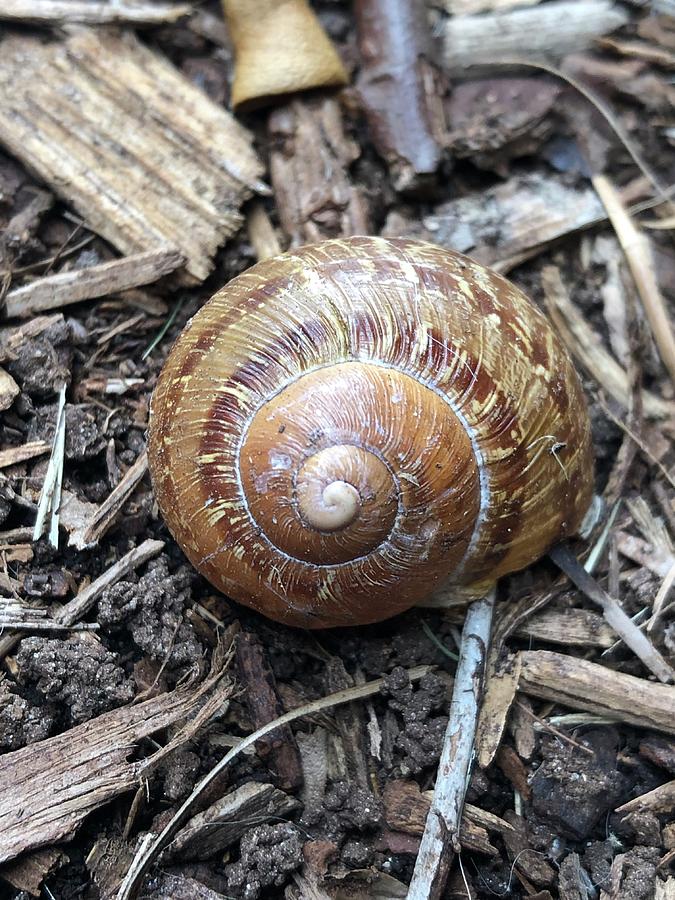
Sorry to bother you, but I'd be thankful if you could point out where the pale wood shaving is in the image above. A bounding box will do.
[518,650,675,735]
[0,30,265,283]
[4,249,184,319]
[0,0,191,24]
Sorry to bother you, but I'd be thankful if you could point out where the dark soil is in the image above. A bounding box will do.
[0,2,674,899]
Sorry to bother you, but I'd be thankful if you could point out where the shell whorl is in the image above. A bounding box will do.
[148,237,594,628]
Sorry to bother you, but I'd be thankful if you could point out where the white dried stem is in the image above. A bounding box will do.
[407,590,495,900]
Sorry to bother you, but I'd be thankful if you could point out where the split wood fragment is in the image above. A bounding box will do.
[166,782,300,860]
[0,30,265,282]
[4,249,185,319]
[0,441,50,469]
[68,452,149,550]
[269,96,370,246]
[0,665,234,864]
[518,650,675,735]
[443,0,628,73]
[0,0,190,23]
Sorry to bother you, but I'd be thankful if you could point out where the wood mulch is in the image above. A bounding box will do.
[0,1,674,899]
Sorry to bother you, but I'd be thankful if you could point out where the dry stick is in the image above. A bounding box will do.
[69,452,148,550]
[593,175,675,385]
[0,0,191,24]
[549,543,675,684]
[0,538,164,661]
[117,664,433,900]
[407,591,495,900]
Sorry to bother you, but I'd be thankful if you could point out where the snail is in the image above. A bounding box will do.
[148,237,594,628]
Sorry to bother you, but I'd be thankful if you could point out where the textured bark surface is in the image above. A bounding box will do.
[0,30,264,282]
[355,0,448,191]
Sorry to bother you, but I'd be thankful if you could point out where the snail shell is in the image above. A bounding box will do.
[148,237,594,628]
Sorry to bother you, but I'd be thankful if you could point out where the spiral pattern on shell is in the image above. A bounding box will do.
[148,237,594,628]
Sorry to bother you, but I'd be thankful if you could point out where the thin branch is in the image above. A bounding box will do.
[407,590,495,900]
[549,543,675,683]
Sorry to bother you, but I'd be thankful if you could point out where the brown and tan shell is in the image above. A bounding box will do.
[148,237,594,628]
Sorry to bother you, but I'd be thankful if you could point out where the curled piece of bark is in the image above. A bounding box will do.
[355,0,448,192]
[222,0,348,110]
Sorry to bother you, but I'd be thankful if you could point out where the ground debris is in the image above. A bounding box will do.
[0,659,234,865]
[0,29,264,282]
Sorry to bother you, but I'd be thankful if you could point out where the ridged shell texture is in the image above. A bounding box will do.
[148,237,594,627]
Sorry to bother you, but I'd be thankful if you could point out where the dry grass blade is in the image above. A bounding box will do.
[117,664,433,900]
[542,266,672,420]
[32,384,66,548]
[593,174,675,385]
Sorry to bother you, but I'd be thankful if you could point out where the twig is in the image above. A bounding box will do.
[355,0,447,191]
[117,664,433,900]
[68,451,148,550]
[4,249,185,319]
[549,543,675,684]
[0,538,164,661]
[0,0,191,24]
[518,650,675,735]
[593,174,675,385]
[407,590,495,900]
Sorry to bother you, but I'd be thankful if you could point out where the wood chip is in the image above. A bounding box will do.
[4,249,184,319]
[68,452,148,550]
[384,173,606,272]
[269,95,370,246]
[615,780,675,815]
[516,607,616,648]
[0,0,190,24]
[0,441,50,469]
[0,848,68,895]
[0,30,265,283]
[0,667,233,865]
[443,0,629,73]
[166,782,300,860]
[382,780,499,857]
[518,650,675,735]
[0,367,19,411]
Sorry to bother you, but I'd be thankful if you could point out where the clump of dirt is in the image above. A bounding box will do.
[160,747,201,802]
[0,677,55,750]
[15,635,134,726]
[380,666,449,775]
[4,318,75,397]
[225,822,303,899]
[98,555,202,673]
[530,728,630,839]
[301,779,383,863]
